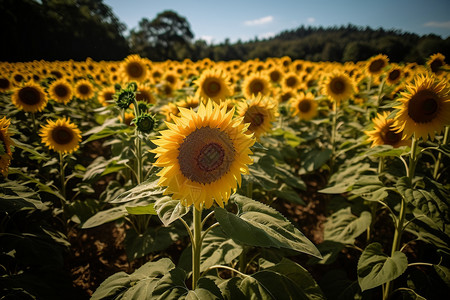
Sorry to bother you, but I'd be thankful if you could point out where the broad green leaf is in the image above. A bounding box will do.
[273,184,306,205]
[217,277,246,300]
[275,165,307,191]
[0,181,44,212]
[150,268,189,299]
[81,206,127,229]
[302,148,333,172]
[186,277,224,300]
[245,164,279,190]
[396,177,449,229]
[124,224,186,260]
[10,138,49,161]
[324,207,372,244]
[434,265,450,289]
[240,258,325,300]
[350,175,388,201]
[155,196,190,226]
[125,203,157,215]
[307,241,345,265]
[405,214,450,252]
[357,242,408,291]
[109,174,164,203]
[82,119,132,143]
[214,195,321,258]
[319,162,371,194]
[91,257,176,300]
[364,145,410,157]
[64,199,101,224]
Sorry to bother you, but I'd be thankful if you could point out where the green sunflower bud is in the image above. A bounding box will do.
[134,113,155,133]
[114,83,122,92]
[137,101,149,114]
[127,82,138,92]
[116,89,135,109]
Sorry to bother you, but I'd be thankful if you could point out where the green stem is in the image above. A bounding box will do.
[377,77,386,107]
[247,181,253,199]
[330,101,338,170]
[433,126,449,180]
[202,265,249,278]
[239,247,247,274]
[192,207,202,290]
[31,112,38,135]
[384,136,418,300]
[59,152,66,201]
[132,99,144,184]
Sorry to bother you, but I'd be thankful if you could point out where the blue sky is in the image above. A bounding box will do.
[104,0,450,44]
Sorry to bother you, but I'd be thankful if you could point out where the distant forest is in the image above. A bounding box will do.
[1,0,449,63]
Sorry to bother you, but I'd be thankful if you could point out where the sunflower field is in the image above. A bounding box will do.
[0,53,449,300]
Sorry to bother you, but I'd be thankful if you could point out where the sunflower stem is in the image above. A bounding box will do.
[59,152,66,201]
[31,112,38,135]
[433,126,449,180]
[377,77,386,108]
[192,207,203,290]
[384,136,418,300]
[330,101,338,171]
[132,98,143,184]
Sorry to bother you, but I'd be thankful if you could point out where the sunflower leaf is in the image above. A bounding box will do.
[214,194,321,258]
[323,207,372,244]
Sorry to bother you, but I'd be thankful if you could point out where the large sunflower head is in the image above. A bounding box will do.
[426,53,446,76]
[392,74,450,141]
[290,92,318,121]
[152,101,255,210]
[12,83,48,113]
[74,79,95,101]
[321,71,355,104]
[194,69,231,103]
[121,54,148,82]
[48,79,73,104]
[241,73,271,99]
[0,117,13,177]
[237,94,278,139]
[365,111,410,148]
[39,118,82,154]
[366,54,389,76]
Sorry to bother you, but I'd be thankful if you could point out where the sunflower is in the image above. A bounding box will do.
[241,73,271,99]
[426,53,446,76]
[290,92,318,121]
[0,117,13,177]
[282,72,302,91]
[121,54,148,82]
[365,111,410,148]
[152,101,255,210]
[237,94,278,139]
[39,118,81,154]
[386,67,403,86]
[321,72,355,104]
[194,69,231,103]
[265,66,284,84]
[0,76,12,93]
[74,79,95,101]
[176,96,200,110]
[160,103,179,122]
[366,54,389,76]
[136,84,156,104]
[48,79,73,104]
[98,86,116,106]
[12,83,48,113]
[392,74,450,141]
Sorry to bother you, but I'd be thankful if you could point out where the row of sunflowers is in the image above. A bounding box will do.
[0,53,449,299]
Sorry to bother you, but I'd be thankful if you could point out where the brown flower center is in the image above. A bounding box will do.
[388,70,401,82]
[270,71,281,82]
[408,90,439,123]
[369,59,386,73]
[178,127,235,184]
[286,76,297,87]
[298,99,312,113]
[77,84,90,95]
[204,80,221,97]
[51,126,74,145]
[18,87,41,105]
[330,78,346,95]
[244,106,265,132]
[0,78,10,89]
[382,129,402,146]
[126,62,144,79]
[249,80,264,95]
[54,84,69,98]
[430,59,444,74]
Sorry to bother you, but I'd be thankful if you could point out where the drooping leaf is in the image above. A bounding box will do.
[357,242,408,291]
[324,207,372,244]
[434,264,450,289]
[214,194,321,258]
[125,203,157,215]
[82,119,132,143]
[81,206,127,229]
[302,148,333,172]
[155,196,190,227]
[363,145,410,157]
[239,258,325,300]
[350,175,388,202]
[109,174,164,203]
[91,257,176,300]
[319,162,372,194]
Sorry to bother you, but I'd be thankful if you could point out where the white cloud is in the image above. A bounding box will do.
[307,17,316,24]
[424,21,450,29]
[244,16,274,26]
[198,35,215,44]
[259,32,275,39]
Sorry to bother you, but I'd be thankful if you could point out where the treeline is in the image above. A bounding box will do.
[1,0,449,63]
